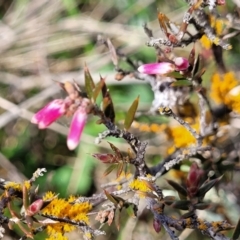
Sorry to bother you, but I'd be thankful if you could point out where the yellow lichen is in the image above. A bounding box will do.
[129,179,151,192]
[211,72,240,113]
[41,194,92,239]
[200,15,230,49]
[5,182,22,192]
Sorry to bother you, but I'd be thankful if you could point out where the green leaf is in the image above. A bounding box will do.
[167,71,184,79]
[104,190,118,205]
[104,164,117,176]
[197,175,223,197]
[116,162,124,178]
[171,200,190,210]
[126,204,137,217]
[181,211,195,219]
[195,202,210,210]
[192,55,201,77]
[170,80,192,87]
[84,64,95,99]
[124,96,139,131]
[166,179,187,197]
[115,208,121,230]
[232,218,240,240]
[92,76,105,103]
[163,196,175,205]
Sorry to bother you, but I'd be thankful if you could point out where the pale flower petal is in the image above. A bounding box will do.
[173,57,189,71]
[31,99,65,129]
[138,62,175,75]
[67,108,87,150]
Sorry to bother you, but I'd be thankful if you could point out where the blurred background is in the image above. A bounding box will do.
[0,0,239,239]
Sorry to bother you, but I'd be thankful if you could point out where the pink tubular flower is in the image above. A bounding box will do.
[31,99,65,129]
[138,57,189,75]
[67,107,87,150]
[138,62,175,75]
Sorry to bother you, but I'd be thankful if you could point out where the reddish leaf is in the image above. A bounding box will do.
[101,84,115,122]
[84,64,95,99]
[108,142,123,159]
[92,76,105,103]
[124,96,139,131]
[92,153,117,163]
[188,44,195,66]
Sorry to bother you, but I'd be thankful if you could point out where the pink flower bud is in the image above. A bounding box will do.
[138,62,175,75]
[27,199,43,216]
[186,163,204,197]
[67,107,87,150]
[31,99,65,129]
[92,153,117,163]
[216,0,225,5]
[153,218,161,233]
[173,57,189,71]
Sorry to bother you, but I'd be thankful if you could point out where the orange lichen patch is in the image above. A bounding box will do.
[211,72,240,113]
[197,219,208,231]
[166,123,199,149]
[200,35,212,50]
[41,193,92,239]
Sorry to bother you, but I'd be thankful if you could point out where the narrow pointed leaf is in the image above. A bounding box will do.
[232,218,240,240]
[171,200,190,210]
[115,208,121,230]
[108,142,123,159]
[171,80,192,87]
[181,211,195,219]
[92,153,117,163]
[195,202,210,210]
[166,179,187,197]
[188,44,195,66]
[104,164,117,176]
[104,190,118,205]
[192,55,201,77]
[101,84,115,122]
[107,38,118,66]
[194,68,206,79]
[197,175,223,197]
[124,96,139,131]
[126,204,137,217]
[163,196,175,205]
[92,77,105,102]
[167,71,184,78]
[84,64,95,99]
[116,162,124,178]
